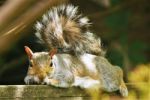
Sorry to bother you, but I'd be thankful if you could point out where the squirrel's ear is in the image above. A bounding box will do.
[49,48,57,58]
[24,46,33,59]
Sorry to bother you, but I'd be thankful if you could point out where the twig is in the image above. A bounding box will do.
[0,0,36,30]
[0,0,68,54]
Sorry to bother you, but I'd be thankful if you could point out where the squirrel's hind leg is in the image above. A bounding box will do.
[119,79,128,97]
[118,68,128,97]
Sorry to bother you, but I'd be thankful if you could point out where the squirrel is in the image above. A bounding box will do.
[24,46,128,97]
[34,4,105,56]
[24,4,128,97]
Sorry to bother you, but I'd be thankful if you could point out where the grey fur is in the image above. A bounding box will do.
[44,53,128,96]
[24,51,128,96]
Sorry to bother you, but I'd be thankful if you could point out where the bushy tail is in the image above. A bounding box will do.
[34,4,104,56]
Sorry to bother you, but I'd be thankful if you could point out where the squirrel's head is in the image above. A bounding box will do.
[24,46,57,84]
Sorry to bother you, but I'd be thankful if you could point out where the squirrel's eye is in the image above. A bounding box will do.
[50,62,53,67]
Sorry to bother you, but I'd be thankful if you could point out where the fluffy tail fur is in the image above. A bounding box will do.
[35,4,104,55]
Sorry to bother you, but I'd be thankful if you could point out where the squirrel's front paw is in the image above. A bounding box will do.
[43,77,59,86]
[24,75,40,85]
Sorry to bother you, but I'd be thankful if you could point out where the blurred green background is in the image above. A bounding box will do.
[0,0,149,85]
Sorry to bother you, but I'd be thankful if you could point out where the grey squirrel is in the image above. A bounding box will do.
[35,4,105,56]
[24,4,128,97]
[24,46,128,97]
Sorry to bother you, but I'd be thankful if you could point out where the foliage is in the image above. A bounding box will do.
[129,41,148,65]
[128,64,150,99]
[104,0,149,67]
